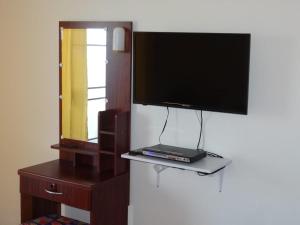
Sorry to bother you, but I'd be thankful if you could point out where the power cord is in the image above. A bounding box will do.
[195,110,224,159]
[197,166,225,176]
[207,152,223,158]
[158,108,224,159]
[195,110,203,150]
[159,107,169,144]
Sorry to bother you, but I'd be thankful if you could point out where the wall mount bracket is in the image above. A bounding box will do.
[153,164,227,192]
[122,152,232,192]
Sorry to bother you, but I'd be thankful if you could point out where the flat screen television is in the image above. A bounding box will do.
[133,31,251,115]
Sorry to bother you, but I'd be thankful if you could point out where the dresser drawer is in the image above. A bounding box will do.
[20,175,91,210]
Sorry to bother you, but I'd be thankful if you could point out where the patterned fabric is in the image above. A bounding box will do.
[21,214,88,225]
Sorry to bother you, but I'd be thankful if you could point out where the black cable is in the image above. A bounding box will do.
[195,110,203,150]
[207,152,223,158]
[195,110,224,158]
[197,166,225,176]
[159,107,169,144]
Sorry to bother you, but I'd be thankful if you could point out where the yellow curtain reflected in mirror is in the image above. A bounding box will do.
[62,29,88,141]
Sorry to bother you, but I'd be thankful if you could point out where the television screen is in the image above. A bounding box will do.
[133,31,251,114]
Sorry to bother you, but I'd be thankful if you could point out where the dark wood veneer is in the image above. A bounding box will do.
[20,175,91,210]
[21,194,61,222]
[52,144,99,156]
[19,160,129,225]
[19,21,132,225]
[58,21,132,153]
[91,173,129,225]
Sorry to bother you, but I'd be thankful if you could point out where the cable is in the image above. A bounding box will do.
[195,110,203,150]
[158,108,224,158]
[206,151,223,158]
[159,107,169,144]
[195,110,224,158]
[197,166,225,176]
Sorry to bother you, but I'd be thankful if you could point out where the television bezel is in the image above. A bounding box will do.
[132,31,251,115]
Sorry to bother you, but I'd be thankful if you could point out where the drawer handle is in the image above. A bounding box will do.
[45,189,63,195]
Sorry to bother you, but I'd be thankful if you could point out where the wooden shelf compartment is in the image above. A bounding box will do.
[100,150,115,156]
[99,154,115,174]
[98,109,118,133]
[99,134,115,153]
[98,110,130,176]
[51,144,99,156]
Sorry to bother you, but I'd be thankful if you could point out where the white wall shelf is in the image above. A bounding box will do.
[122,152,232,192]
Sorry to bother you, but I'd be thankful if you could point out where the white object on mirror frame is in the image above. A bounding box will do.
[112,27,125,51]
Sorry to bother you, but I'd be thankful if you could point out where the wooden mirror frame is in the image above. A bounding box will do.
[54,21,132,158]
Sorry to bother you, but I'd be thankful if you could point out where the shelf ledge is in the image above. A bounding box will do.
[51,144,99,156]
[121,152,232,191]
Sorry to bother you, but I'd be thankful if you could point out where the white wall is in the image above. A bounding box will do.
[1,0,300,224]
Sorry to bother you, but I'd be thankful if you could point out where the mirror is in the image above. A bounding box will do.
[61,27,107,143]
[59,21,132,149]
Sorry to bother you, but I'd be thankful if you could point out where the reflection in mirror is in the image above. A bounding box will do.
[61,28,107,143]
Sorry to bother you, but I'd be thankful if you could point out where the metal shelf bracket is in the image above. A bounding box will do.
[152,164,226,192]
[218,168,225,192]
[153,164,168,188]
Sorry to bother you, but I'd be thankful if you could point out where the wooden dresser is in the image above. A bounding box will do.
[19,160,129,225]
[18,21,132,225]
